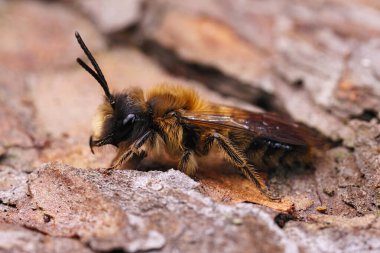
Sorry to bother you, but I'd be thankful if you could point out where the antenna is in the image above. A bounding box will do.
[75,31,115,107]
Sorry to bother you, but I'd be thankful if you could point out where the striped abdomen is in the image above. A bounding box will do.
[246,138,312,171]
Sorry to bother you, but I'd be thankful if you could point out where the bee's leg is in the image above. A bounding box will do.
[112,131,153,169]
[178,149,198,176]
[208,133,268,194]
[111,149,147,170]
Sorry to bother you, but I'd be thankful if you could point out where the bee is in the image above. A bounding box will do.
[75,32,318,195]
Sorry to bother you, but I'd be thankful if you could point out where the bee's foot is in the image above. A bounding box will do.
[102,167,114,175]
[259,187,281,201]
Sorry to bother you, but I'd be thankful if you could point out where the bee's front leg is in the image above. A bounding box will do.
[111,149,147,169]
[111,131,153,169]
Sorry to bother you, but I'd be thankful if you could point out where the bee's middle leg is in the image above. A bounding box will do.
[178,149,198,176]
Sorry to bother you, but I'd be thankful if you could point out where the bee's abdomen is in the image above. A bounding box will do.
[246,138,311,170]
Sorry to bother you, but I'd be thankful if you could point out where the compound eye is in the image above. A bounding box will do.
[123,114,135,126]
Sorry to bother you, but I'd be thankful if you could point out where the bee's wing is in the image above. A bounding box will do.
[180,107,317,147]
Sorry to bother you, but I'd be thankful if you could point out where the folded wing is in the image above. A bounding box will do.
[179,106,318,148]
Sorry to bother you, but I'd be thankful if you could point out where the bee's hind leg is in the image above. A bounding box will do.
[207,132,273,197]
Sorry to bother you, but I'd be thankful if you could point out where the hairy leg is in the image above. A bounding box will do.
[112,131,153,169]
[207,132,268,194]
[178,149,198,176]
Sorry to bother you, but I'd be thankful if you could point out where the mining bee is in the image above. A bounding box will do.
[75,32,318,195]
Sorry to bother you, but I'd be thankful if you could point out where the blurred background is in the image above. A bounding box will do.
[1,0,380,217]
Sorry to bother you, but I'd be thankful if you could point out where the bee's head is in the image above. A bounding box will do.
[75,32,149,153]
[90,89,149,152]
